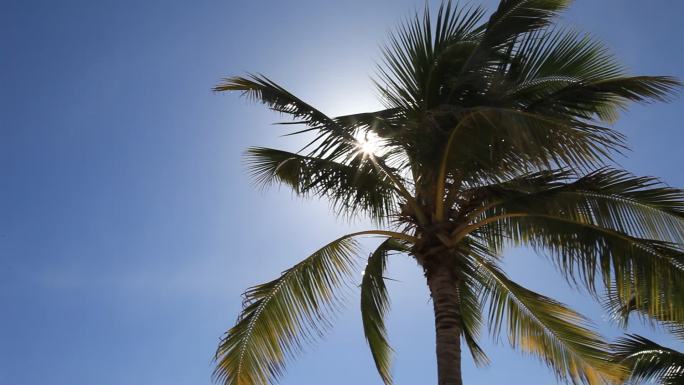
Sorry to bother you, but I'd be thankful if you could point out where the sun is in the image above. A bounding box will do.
[360,139,378,154]
[356,132,382,156]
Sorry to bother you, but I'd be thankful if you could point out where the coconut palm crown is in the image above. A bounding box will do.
[213,1,684,385]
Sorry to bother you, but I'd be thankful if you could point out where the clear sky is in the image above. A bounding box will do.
[2,1,684,385]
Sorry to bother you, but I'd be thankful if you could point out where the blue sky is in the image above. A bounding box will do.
[2,1,684,384]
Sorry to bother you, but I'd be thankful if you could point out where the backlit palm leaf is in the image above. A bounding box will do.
[474,251,621,385]
[603,285,684,341]
[245,147,399,222]
[468,168,684,241]
[457,254,490,367]
[213,236,361,385]
[612,335,684,385]
[440,109,625,187]
[214,74,361,160]
[464,169,684,309]
[214,74,334,127]
[360,239,410,385]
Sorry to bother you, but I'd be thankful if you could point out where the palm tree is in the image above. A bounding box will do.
[212,1,684,384]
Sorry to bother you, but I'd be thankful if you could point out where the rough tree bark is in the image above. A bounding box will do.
[426,263,463,385]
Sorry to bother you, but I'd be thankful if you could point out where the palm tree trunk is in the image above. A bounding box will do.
[426,265,463,385]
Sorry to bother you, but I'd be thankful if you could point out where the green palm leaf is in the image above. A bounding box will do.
[360,239,410,385]
[462,168,684,313]
[472,214,684,321]
[464,169,684,303]
[214,74,334,127]
[440,109,625,186]
[473,250,621,385]
[213,236,361,385]
[612,335,684,385]
[375,1,485,110]
[245,147,399,222]
[526,76,680,123]
[456,252,491,367]
[214,74,361,160]
[468,168,684,242]
[508,29,623,85]
[603,286,684,339]
[484,0,571,47]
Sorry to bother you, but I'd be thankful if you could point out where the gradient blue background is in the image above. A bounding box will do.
[2,1,683,384]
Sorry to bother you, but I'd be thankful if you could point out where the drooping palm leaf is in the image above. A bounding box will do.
[213,236,361,385]
[461,169,684,313]
[603,286,684,339]
[496,216,684,308]
[454,246,491,367]
[473,249,621,385]
[360,238,410,384]
[463,169,684,306]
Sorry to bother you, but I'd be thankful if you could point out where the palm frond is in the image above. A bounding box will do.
[213,236,361,385]
[603,288,684,338]
[463,167,684,314]
[440,109,625,189]
[334,108,403,137]
[245,147,399,222]
[473,249,621,384]
[214,75,362,160]
[502,28,680,122]
[446,0,570,96]
[457,256,491,366]
[503,28,623,122]
[483,0,570,47]
[375,1,485,110]
[612,334,684,385]
[214,74,334,127]
[471,212,684,319]
[526,75,681,123]
[360,239,410,385]
[508,29,623,86]
[468,168,684,242]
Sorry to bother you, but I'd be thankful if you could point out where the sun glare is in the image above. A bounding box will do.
[357,132,382,156]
